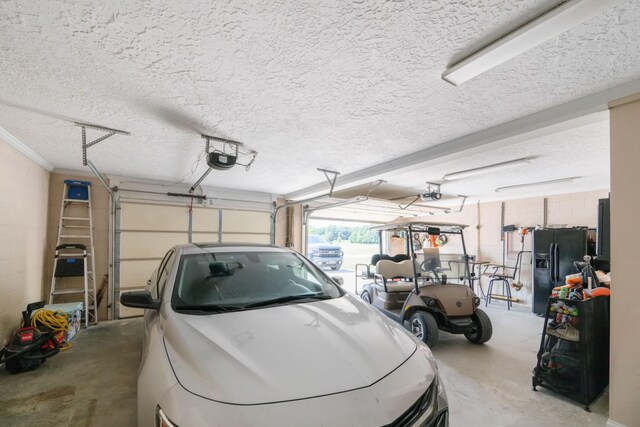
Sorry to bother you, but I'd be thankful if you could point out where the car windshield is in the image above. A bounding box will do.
[171,250,344,313]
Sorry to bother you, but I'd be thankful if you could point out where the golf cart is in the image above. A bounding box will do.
[358,217,492,347]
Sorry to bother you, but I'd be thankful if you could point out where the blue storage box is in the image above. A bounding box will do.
[65,180,91,200]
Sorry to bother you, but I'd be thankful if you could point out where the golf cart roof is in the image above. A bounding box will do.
[370,216,468,233]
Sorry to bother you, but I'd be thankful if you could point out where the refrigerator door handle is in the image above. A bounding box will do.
[555,244,561,282]
[549,243,556,283]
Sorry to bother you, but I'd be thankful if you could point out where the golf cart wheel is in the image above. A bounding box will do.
[360,290,372,304]
[410,311,439,348]
[464,308,493,344]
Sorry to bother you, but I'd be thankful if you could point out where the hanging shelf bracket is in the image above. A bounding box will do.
[317,168,340,197]
[76,122,130,167]
[367,180,386,197]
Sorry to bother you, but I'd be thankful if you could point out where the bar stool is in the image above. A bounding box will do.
[485,251,528,310]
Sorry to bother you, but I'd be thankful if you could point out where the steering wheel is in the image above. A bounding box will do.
[420,258,440,273]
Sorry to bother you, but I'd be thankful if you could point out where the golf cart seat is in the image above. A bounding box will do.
[356,254,410,279]
[355,254,410,294]
[375,259,420,292]
[373,253,410,264]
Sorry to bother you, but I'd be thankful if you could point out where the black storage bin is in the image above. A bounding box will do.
[532,296,610,410]
[54,258,85,277]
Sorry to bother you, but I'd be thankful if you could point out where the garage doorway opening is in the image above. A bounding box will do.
[306,218,379,294]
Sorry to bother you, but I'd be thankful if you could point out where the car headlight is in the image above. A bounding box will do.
[394,375,440,426]
[157,407,178,427]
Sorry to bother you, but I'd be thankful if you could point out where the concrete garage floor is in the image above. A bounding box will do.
[0,305,608,427]
[432,303,608,427]
[0,318,141,426]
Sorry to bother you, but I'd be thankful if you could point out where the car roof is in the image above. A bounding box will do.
[179,243,289,255]
[370,216,468,233]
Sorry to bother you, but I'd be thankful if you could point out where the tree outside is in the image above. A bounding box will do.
[308,224,379,244]
[307,220,380,294]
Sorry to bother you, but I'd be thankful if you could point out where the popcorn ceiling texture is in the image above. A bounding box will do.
[332,119,610,205]
[0,0,638,195]
[385,119,611,203]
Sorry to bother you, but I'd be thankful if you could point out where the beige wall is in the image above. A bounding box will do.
[44,174,111,320]
[291,204,304,253]
[0,138,50,346]
[412,190,606,306]
[608,95,640,427]
[476,190,608,306]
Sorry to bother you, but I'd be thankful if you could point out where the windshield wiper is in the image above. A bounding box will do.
[174,304,242,313]
[245,293,333,308]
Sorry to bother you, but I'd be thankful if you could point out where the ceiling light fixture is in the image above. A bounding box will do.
[494,177,579,193]
[443,157,532,181]
[442,0,624,86]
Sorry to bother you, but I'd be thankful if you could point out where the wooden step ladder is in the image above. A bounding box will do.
[49,180,98,327]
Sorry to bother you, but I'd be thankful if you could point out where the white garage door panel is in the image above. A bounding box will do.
[120,260,159,289]
[221,233,271,244]
[121,203,187,231]
[117,202,272,318]
[221,210,271,233]
[120,304,144,319]
[119,259,161,319]
[192,208,219,232]
[192,233,219,244]
[120,232,187,259]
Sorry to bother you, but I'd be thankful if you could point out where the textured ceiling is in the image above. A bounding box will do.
[0,0,637,196]
[331,118,610,204]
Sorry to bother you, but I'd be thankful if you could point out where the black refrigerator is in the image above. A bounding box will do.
[531,228,588,314]
[597,198,610,261]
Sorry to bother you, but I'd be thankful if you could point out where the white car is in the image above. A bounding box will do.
[121,243,448,427]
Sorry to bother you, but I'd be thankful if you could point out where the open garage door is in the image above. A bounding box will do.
[116,200,271,318]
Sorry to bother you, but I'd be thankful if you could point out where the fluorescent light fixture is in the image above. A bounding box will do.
[442,0,624,85]
[495,177,579,193]
[443,157,531,181]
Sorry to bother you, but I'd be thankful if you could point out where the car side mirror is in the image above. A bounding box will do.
[332,276,344,286]
[120,290,160,310]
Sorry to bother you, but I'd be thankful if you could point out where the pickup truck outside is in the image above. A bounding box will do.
[308,235,344,271]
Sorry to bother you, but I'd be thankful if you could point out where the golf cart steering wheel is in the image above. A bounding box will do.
[420,258,440,273]
[420,258,443,283]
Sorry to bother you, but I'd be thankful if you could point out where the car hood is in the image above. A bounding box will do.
[162,294,417,405]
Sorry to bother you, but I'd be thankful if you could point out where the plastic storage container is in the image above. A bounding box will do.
[65,180,91,200]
